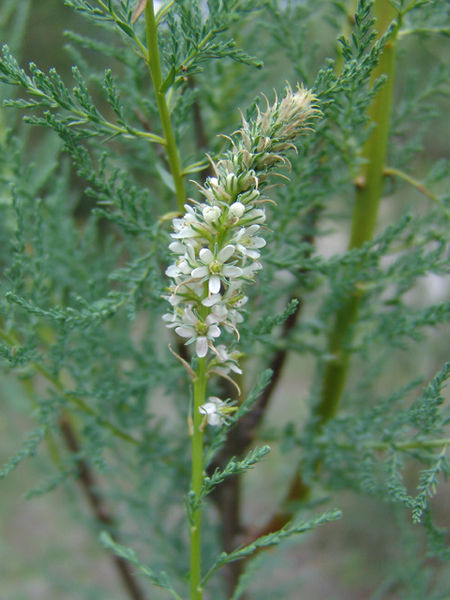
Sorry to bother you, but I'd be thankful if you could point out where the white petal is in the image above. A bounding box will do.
[251,236,266,249]
[208,325,221,339]
[168,241,185,254]
[186,244,196,261]
[172,218,184,230]
[223,265,243,278]
[218,244,235,262]
[208,396,223,405]
[183,308,197,325]
[191,266,208,278]
[209,275,221,294]
[212,304,228,320]
[172,227,198,239]
[233,228,246,242]
[165,265,179,278]
[215,345,229,361]
[199,402,216,415]
[208,413,222,426]
[245,249,261,259]
[202,294,222,307]
[196,337,208,357]
[175,326,194,338]
[199,247,214,264]
[206,313,220,324]
[246,224,260,235]
[179,260,192,274]
[169,294,181,306]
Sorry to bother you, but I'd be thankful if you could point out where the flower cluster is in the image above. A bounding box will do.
[163,85,318,414]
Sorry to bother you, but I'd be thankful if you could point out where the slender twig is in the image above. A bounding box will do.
[335,437,450,452]
[58,415,148,600]
[18,371,147,599]
[384,166,439,202]
[0,326,140,445]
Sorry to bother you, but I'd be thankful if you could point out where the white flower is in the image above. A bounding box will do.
[199,396,227,426]
[174,308,221,357]
[191,245,242,294]
[215,345,242,375]
[165,258,191,279]
[233,225,266,260]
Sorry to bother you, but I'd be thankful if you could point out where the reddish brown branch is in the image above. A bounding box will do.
[59,416,147,600]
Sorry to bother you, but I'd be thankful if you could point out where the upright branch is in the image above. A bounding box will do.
[254,0,400,534]
[144,0,186,210]
[317,0,398,428]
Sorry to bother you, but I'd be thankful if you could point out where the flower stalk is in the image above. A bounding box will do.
[190,357,207,600]
[162,85,318,599]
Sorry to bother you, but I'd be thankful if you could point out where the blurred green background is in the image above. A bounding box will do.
[1,1,449,599]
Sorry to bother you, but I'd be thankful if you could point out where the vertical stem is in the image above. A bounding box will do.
[190,357,207,600]
[247,0,400,540]
[144,0,186,211]
[314,0,398,428]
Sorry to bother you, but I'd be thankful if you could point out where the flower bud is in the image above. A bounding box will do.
[229,202,246,219]
[203,205,221,224]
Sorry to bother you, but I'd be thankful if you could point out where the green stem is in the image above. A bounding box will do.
[315,0,398,429]
[246,2,402,540]
[190,357,207,600]
[145,0,186,211]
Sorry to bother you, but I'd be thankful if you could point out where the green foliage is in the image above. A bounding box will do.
[202,509,343,585]
[202,445,270,499]
[100,532,184,600]
[0,0,449,599]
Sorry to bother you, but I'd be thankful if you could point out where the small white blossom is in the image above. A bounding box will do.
[199,397,226,426]
[191,245,242,294]
[214,345,242,375]
[199,396,237,426]
[173,308,221,358]
[232,224,267,258]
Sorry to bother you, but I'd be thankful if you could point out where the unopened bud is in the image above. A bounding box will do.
[203,205,221,224]
[229,202,246,219]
